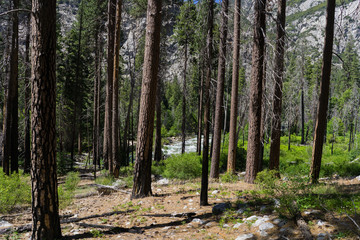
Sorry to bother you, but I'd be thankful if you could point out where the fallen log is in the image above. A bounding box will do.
[0,210,134,234]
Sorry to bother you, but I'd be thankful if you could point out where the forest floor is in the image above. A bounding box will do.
[1,170,360,240]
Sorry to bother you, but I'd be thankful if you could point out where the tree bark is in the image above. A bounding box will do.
[104,0,116,170]
[3,0,19,175]
[210,0,228,179]
[227,0,241,174]
[181,41,188,154]
[132,0,162,199]
[24,15,31,174]
[112,0,122,177]
[245,0,266,184]
[301,87,305,144]
[154,78,162,162]
[269,0,286,171]
[93,23,101,170]
[197,61,204,155]
[310,0,336,184]
[200,0,214,206]
[30,0,61,238]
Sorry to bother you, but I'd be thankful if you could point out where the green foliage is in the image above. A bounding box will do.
[58,172,80,209]
[255,170,311,218]
[162,152,202,179]
[0,171,31,213]
[220,172,238,183]
[95,174,115,186]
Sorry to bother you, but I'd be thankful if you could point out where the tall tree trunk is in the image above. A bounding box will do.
[154,78,162,162]
[269,0,286,171]
[197,61,204,155]
[30,0,61,238]
[288,121,291,150]
[210,0,229,179]
[200,0,214,206]
[132,0,162,199]
[227,0,241,174]
[259,43,267,172]
[310,0,336,184]
[93,26,101,169]
[245,0,266,184]
[112,0,122,177]
[3,0,19,175]
[24,16,31,174]
[104,0,116,170]
[301,86,305,144]
[348,121,353,151]
[181,41,188,154]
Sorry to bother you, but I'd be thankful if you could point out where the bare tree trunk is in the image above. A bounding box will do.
[210,0,228,179]
[310,0,336,184]
[201,0,214,206]
[301,87,305,144]
[104,0,116,170]
[227,0,241,174]
[112,0,122,177]
[197,57,204,155]
[269,0,286,171]
[245,0,266,184]
[181,41,188,154]
[132,0,162,199]
[259,43,267,172]
[3,0,19,175]
[288,121,291,150]
[30,0,61,238]
[154,78,162,162]
[24,12,31,174]
[93,24,101,170]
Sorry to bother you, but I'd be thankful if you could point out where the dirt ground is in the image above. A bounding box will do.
[1,174,360,240]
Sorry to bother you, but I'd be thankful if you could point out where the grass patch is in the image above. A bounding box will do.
[58,171,80,209]
[0,171,31,213]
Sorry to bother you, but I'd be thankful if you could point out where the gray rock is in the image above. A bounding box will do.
[235,233,255,240]
[253,216,270,227]
[191,218,205,225]
[205,222,214,228]
[212,203,231,215]
[316,220,325,226]
[0,220,13,229]
[157,178,169,185]
[356,175,360,181]
[245,215,258,221]
[273,218,287,227]
[259,230,268,237]
[233,222,243,229]
[212,190,220,195]
[317,233,326,240]
[259,222,275,231]
[222,224,230,228]
[260,205,267,212]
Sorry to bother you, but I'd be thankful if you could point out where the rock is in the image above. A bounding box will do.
[0,220,13,229]
[212,190,220,195]
[282,176,289,181]
[273,218,287,227]
[316,220,325,226]
[157,178,169,185]
[273,199,281,208]
[191,218,205,225]
[163,226,171,230]
[245,215,258,221]
[233,222,243,229]
[235,233,255,240]
[259,222,275,231]
[332,173,340,179]
[236,208,245,214]
[212,203,231,215]
[317,233,326,240]
[188,199,193,203]
[259,230,268,237]
[113,179,127,188]
[260,205,267,212]
[356,175,360,181]
[253,216,270,227]
[205,222,214,228]
[304,209,321,215]
[222,224,230,228]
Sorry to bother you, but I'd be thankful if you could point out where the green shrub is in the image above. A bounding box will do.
[0,171,31,213]
[95,174,115,185]
[220,172,238,183]
[58,171,80,209]
[163,152,202,179]
[64,172,80,191]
